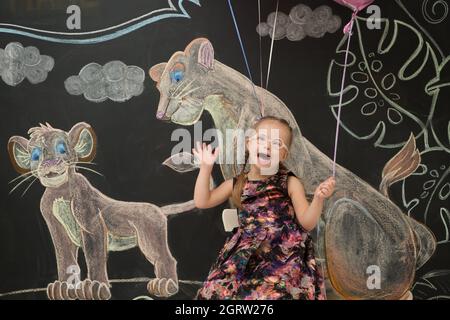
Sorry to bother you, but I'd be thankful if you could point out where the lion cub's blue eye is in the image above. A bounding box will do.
[56,142,67,154]
[31,147,41,161]
[170,70,184,84]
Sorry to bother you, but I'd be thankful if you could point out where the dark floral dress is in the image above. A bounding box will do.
[196,168,326,300]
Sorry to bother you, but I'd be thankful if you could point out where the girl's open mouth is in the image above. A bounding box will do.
[257,152,271,166]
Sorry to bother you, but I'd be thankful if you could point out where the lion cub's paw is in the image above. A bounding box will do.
[76,279,111,300]
[47,280,77,300]
[147,278,178,298]
[47,279,111,300]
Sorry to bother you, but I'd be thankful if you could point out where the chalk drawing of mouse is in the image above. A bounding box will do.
[148,38,436,299]
[8,122,195,299]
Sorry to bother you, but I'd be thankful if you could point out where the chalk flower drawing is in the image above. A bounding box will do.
[256,4,341,41]
[0,42,54,86]
[65,61,145,103]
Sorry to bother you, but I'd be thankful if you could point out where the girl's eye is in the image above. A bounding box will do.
[56,142,66,154]
[170,70,184,83]
[272,139,282,148]
[257,136,267,143]
[31,147,41,161]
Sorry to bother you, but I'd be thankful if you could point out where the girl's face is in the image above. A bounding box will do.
[247,120,291,174]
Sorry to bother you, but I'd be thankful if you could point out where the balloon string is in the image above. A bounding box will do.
[332,14,356,178]
[227,0,263,117]
[227,0,253,82]
[257,0,265,117]
[265,0,279,90]
[258,0,263,89]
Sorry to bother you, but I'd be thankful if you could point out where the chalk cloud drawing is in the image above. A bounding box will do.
[256,4,342,41]
[0,0,201,44]
[7,122,195,299]
[149,38,436,299]
[0,42,54,86]
[64,61,145,102]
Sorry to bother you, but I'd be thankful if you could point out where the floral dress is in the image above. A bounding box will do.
[196,168,326,300]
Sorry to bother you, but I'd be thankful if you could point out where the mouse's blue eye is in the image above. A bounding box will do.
[170,70,184,84]
[56,142,66,154]
[31,147,41,161]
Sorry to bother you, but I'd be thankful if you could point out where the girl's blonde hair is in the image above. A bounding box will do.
[231,116,293,209]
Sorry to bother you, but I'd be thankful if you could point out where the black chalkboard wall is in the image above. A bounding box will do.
[0,0,449,300]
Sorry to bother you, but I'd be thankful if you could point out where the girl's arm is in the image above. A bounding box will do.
[288,176,335,232]
[193,142,233,209]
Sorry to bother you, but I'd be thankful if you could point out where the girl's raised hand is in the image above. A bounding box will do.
[314,176,336,201]
[192,142,219,167]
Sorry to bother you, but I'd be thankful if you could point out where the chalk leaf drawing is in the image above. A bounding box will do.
[0,0,202,44]
[328,7,449,298]
[65,61,145,103]
[425,55,450,150]
[163,152,198,173]
[149,38,436,299]
[327,17,450,151]
[0,42,54,86]
[256,4,341,41]
[7,122,196,299]
[401,149,449,243]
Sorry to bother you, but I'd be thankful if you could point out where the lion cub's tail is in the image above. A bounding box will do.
[161,200,196,216]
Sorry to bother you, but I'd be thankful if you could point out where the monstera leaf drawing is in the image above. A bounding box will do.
[400,149,449,243]
[425,56,450,152]
[327,17,447,150]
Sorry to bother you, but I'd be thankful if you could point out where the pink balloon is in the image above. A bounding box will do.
[333,0,375,13]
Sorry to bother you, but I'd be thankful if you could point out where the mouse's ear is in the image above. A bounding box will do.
[8,136,31,174]
[185,38,214,70]
[149,62,167,82]
[68,122,97,162]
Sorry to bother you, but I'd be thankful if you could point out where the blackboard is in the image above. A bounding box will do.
[0,0,449,300]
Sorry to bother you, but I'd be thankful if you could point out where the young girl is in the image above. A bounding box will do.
[193,116,335,300]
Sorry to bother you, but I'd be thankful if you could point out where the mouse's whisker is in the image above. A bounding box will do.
[9,173,38,194]
[21,177,38,197]
[174,79,195,99]
[179,86,200,100]
[171,80,187,99]
[69,161,97,166]
[9,170,37,184]
[73,165,104,177]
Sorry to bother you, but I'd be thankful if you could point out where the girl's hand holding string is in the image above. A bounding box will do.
[314,176,336,201]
